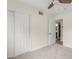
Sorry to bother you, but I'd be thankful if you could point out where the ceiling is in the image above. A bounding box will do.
[16,0,72,15]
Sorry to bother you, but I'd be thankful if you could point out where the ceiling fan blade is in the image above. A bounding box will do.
[48,2,54,9]
[59,0,72,3]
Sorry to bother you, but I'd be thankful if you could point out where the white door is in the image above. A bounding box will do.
[15,12,31,56]
[7,11,31,57]
[7,11,15,57]
[49,19,56,45]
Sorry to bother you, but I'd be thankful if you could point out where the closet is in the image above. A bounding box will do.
[7,11,31,57]
[7,11,15,57]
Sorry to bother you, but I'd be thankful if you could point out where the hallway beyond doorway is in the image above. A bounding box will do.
[56,20,63,45]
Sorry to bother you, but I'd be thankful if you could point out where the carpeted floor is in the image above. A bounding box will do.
[8,44,72,59]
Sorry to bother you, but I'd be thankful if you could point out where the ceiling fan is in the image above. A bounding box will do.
[48,0,72,9]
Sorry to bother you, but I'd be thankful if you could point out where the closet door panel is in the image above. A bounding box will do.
[15,12,31,56]
[7,11,15,57]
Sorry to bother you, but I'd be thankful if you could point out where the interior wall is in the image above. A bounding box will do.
[55,11,72,48]
[7,0,50,55]
[31,14,49,51]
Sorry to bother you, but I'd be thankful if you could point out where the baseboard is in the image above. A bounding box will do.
[31,44,49,52]
[7,56,15,59]
[12,44,50,58]
[63,44,72,48]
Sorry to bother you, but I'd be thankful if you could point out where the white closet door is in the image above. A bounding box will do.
[7,11,15,57]
[15,12,31,56]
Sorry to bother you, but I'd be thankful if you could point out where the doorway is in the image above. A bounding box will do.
[56,19,63,45]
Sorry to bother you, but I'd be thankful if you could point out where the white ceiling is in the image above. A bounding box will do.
[17,0,50,10]
[16,0,72,15]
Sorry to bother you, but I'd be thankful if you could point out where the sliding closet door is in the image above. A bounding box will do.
[15,12,31,56]
[7,11,15,57]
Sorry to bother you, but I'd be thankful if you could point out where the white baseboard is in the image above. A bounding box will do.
[31,44,49,52]
[7,56,14,59]
[63,43,72,48]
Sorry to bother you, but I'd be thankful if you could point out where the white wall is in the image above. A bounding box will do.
[31,14,49,51]
[55,11,72,48]
[7,0,51,56]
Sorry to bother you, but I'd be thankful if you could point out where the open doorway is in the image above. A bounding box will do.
[56,19,63,45]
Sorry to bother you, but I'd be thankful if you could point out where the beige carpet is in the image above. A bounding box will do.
[8,44,72,59]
